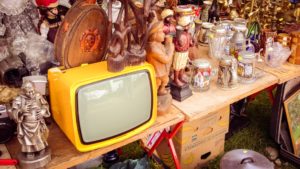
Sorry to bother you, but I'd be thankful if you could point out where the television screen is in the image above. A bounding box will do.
[77,70,153,144]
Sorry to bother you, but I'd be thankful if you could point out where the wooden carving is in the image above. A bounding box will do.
[106,0,158,72]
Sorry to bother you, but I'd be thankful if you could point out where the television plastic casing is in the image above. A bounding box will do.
[48,61,157,152]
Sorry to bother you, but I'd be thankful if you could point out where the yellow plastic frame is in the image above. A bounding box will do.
[48,61,157,152]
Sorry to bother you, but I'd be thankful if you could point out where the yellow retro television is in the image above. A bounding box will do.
[48,61,157,152]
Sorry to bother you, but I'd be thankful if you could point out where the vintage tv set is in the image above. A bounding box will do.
[48,61,157,152]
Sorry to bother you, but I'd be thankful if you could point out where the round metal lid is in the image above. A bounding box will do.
[192,59,211,68]
[202,22,214,29]
[220,149,274,169]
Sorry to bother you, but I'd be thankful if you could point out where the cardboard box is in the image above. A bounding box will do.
[174,106,229,149]
[177,133,225,169]
[156,130,226,169]
[156,106,229,169]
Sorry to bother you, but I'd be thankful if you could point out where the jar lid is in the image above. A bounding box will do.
[211,25,226,34]
[192,59,211,68]
[202,22,214,29]
[239,51,255,59]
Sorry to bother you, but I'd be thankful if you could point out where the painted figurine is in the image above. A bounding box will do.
[36,0,67,43]
[161,9,176,37]
[173,16,193,87]
[10,81,50,158]
[146,21,174,95]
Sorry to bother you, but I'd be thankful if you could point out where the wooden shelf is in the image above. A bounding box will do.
[6,106,185,169]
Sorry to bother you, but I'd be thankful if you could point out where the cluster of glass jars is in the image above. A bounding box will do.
[192,18,258,91]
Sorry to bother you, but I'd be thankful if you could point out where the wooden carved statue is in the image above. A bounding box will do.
[106,0,158,72]
[146,20,174,114]
[146,21,174,95]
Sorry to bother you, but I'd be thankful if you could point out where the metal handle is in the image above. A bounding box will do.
[240,157,255,164]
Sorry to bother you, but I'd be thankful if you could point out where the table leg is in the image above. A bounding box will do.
[147,121,184,169]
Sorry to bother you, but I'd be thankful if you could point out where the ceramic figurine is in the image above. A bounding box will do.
[10,81,51,169]
[173,16,193,87]
[146,20,174,114]
[36,0,67,43]
[161,9,176,37]
[170,16,193,101]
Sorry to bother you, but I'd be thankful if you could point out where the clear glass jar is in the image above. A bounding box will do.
[208,25,227,59]
[217,56,238,89]
[237,51,256,83]
[190,59,212,92]
[230,24,247,58]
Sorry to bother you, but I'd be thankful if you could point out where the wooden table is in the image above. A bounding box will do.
[173,45,279,121]
[172,70,278,121]
[6,106,185,169]
[256,62,300,84]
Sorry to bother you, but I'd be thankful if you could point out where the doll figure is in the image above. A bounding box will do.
[161,9,176,37]
[146,21,174,95]
[173,16,193,87]
[36,0,67,43]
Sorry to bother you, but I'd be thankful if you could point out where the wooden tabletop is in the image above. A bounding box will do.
[173,45,278,121]
[6,106,185,169]
[256,62,300,84]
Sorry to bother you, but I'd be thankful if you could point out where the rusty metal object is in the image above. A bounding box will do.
[54,0,108,68]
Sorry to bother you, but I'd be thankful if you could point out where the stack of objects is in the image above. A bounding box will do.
[156,106,230,168]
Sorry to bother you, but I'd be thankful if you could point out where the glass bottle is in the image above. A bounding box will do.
[230,24,247,58]
[208,0,219,23]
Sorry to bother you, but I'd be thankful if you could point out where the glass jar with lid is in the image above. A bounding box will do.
[231,24,247,58]
[190,59,212,92]
[217,56,238,89]
[237,51,256,83]
[208,25,227,59]
[199,22,214,45]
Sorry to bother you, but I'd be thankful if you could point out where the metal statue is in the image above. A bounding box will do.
[10,81,51,169]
